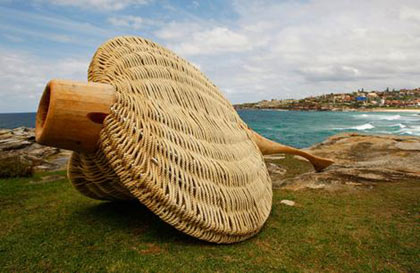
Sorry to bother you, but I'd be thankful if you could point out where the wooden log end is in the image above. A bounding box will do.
[35,79,115,153]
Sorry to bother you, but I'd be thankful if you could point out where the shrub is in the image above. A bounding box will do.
[0,156,33,178]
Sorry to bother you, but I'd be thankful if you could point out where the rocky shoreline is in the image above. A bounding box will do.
[268,133,420,190]
[1,127,419,190]
[0,127,71,171]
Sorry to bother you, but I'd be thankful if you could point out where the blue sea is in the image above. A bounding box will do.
[0,113,36,130]
[1,111,419,148]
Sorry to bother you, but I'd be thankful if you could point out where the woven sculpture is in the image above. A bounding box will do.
[35,36,333,243]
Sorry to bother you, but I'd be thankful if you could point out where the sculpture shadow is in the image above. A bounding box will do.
[72,200,210,246]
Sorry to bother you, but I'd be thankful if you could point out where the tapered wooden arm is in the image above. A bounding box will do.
[35,79,334,171]
[248,130,334,172]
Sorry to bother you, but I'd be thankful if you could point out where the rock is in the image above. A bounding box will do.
[395,142,420,151]
[0,127,71,171]
[280,200,295,206]
[266,163,287,175]
[293,155,309,162]
[264,154,285,160]
[265,161,288,188]
[0,140,33,151]
[276,133,420,191]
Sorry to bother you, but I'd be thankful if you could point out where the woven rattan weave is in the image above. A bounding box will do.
[68,36,272,243]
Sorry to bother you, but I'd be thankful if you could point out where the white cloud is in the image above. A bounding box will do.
[44,0,150,11]
[155,22,203,40]
[0,49,88,112]
[155,0,420,103]
[298,65,361,82]
[107,16,159,30]
[108,16,144,29]
[400,6,420,21]
[3,0,420,111]
[157,25,253,55]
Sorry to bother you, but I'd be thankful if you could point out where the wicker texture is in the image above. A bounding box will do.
[68,36,272,243]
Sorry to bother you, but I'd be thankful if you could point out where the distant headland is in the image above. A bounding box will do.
[234,88,420,111]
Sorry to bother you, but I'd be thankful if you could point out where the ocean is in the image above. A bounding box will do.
[0,113,36,130]
[1,111,419,148]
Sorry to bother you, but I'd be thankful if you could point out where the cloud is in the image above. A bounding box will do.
[108,16,144,29]
[107,16,159,30]
[298,65,361,82]
[2,0,420,111]
[400,6,420,21]
[0,49,88,112]
[157,25,253,55]
[0,7,111,47]
[154,0,420,103]
[44,0,151,11]
[176,27,251,55]
[155,22,203,41]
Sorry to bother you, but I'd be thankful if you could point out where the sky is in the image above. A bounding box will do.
[0,0,420,112]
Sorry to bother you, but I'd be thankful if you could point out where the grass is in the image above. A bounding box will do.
[0,168,419,272]
[270,154,314,179]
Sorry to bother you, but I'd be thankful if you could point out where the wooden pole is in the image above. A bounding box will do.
[35,79,334,170]
[35,79,115,153]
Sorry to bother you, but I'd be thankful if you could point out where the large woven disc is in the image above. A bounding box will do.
[68,36,272,243]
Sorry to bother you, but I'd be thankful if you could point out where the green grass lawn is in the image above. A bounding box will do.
[1,169,419,272]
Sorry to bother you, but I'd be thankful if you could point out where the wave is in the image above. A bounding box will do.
[383,115,402,120]
[396,125,420,136]
[354,114,402,120]
[389,123,406,128]
[334,123,375,131]
[352,123,375,130]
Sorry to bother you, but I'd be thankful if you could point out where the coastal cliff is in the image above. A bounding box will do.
[1,127,419,190]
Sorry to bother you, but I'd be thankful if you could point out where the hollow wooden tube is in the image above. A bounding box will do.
[35,79,334,171]
[35,79,115,153]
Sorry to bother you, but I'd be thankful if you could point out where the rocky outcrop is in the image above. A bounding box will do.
[268,133,420,190]
[0,127,71,171]
[1,128,419,189]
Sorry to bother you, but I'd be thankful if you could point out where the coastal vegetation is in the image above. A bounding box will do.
[0,156,33,178]
[235,87,420,111]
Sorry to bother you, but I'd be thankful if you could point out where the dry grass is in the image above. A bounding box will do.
[0,156,33,178]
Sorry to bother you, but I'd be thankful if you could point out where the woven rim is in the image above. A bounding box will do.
[68,36,272,243]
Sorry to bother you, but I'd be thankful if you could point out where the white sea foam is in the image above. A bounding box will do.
[389,123,406,128]
[397,125,420,136]
[352,123,375,130]
[353,114,402,120]
[333,123,375,131]
[383,115,401,120]
[353,114,372,119]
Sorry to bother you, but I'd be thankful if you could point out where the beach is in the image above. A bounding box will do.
[365,108,420,113]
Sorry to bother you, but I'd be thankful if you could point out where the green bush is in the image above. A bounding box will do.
[0,156,33,178]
